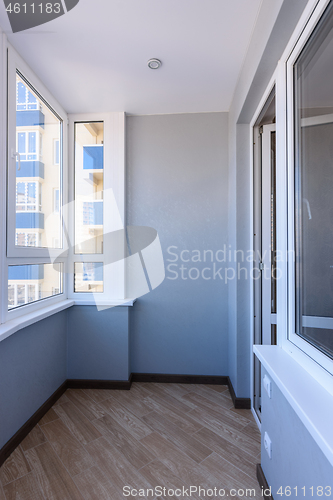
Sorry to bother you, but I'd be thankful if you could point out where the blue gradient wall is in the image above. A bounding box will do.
[127,113,229,376]
[67,306,130,380]
[0,311,67,448]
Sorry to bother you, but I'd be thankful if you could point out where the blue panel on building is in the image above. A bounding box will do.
[16,110,45,128]
[16,213,44,229]
[93,201,103,225]
[82,201,103,226]
[83,145,104,170]
[8,264,44,281]
[82,263,103,282]
[16,161,45,179]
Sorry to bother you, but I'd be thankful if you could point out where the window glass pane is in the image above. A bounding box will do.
[74,263,103,293]
[17,82,26,105]
[54,139,60,165]
[74,122,104,254]
[15,73,62,249]
[18,132,26,154]
[8,263,63,310]
[294,2,333,359]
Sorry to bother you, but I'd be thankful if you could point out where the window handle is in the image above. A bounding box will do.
[303,198,312,220]
[11,150,21,171]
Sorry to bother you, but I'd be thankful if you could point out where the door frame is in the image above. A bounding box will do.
[250,72,278,427]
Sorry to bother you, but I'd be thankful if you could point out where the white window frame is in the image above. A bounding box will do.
[68,112,126,304]
[4,44,68,323]
[7,45,68,261]
[283,0,333,381]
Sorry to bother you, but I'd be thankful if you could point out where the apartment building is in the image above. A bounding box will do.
[0,0,332,498]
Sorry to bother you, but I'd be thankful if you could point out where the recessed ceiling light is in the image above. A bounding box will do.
[148,58,162,70]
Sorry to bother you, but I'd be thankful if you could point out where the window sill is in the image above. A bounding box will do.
[0,298,136,343]
[0,300,75,343]
[254,344,333,467]
[72,299,136,307]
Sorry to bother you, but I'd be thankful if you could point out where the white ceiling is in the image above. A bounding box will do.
[0,0,263,115]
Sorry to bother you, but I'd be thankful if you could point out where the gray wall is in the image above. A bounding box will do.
[67,306,130,380]
[127,113,229,376]
[0,311,67,448]
[261,367,333,495]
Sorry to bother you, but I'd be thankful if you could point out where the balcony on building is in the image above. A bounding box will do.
[16,212,44,230]
[16,161,45,180]
[83,200,103,227]
[8,264,44,281]
[16,110,45,128]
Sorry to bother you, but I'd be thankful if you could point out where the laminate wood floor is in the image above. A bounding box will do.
[0,383,261,499]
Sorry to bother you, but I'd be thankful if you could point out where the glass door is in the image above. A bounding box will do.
[253,119,277,419]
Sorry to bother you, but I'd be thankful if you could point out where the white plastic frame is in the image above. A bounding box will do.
[67,112,126,304]
[7,44,68,261]
[285,0,333,378]
[5,43,68,322]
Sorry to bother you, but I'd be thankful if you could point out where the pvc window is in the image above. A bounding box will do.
[4,45,68,321]
[287,0,333,375]
[68,112,125,304]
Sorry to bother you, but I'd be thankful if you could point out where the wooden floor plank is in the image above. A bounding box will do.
[144,395,202,434]
[65,390,106,421]
[230,407,255,421]
[53,401,102,445]
[93,413,154,469]
[241,422,261,443]
[0,484,5,500]
[0,447,31,486]
[141,384,196,413]
[99,397,153,440]
[188,407,260,456]
[41,419,94,477]
[200,452,262,500]
[3,472,45,500]
[142,411,212,464]
[53,393,70,407]
[183,392,249,428]
[81,389,117,404]
[25,442,84,500]
[194,427,257,477]
[183,387,233,410]
[109,390,153,417]
[20,425,46,452]
[85,437,152,493]
[139,459,202,500]
[140,432,217,491]
[127,384,153,399]
[197,384,228,393]
[38,408,59,426]
[73,466,119,500]
[147,383,194,398]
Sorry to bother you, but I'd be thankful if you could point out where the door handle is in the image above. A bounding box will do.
[11,150,21,171]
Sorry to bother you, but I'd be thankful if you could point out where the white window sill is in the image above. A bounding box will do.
[0,298,136,343]
[73,299,136,307]
[254,344,333,467]
[0,300,75,343]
